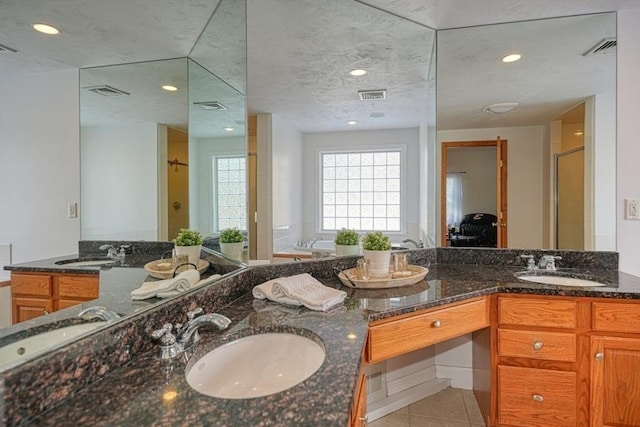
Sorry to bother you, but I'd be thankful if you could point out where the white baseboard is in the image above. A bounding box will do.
[436,365,474,389]
[367,377,450,422]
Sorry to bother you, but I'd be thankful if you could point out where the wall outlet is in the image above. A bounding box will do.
[67,202,78,218]
[625,199,640,220]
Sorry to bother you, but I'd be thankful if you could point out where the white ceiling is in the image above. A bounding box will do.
[1,0,638,134]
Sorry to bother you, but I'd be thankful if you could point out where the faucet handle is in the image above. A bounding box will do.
[187,307,204,321]
[151,323,175,343]
[520,254,536,270]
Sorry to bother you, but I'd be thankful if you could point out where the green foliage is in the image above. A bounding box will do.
[219,227,244,243]
[361,231,392,251]
[334,228,360,246]
[174,228,203,246]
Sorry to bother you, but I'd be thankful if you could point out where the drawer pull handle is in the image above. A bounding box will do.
[432,320,442,328]
[532,341,543,350]
[532,394,544,402]
[594,352,604,361]
[358,415,368,421]
[43,309,49,315]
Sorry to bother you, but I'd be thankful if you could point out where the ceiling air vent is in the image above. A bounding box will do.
[358,89,387,101]
[0,43,17,53]
[193,101,228,110]
[583,37,617,56]
[85,85,130,97]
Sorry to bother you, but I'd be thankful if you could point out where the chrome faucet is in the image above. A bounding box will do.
[151,308,231,359]
[538,255,562,271]
[309,236,324,248]
[78,305,120,321]
[99,244,126,262]
[402,238,423,248]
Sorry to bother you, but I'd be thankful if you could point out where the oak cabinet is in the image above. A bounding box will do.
[590,300,640,427]
[349,368,368,427]
[494,295,640,427]
[11,272,99,324]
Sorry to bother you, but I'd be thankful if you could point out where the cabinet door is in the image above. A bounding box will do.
[13,297,53,324]
[591,336,640,427]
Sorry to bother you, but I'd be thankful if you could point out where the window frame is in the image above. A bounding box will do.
[316,144,408,235]
[211,154,247,232]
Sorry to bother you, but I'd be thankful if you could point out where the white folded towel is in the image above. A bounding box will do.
[253,273,347,312]
[131,269,202,300]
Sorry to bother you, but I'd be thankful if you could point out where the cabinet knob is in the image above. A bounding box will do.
[358,415,368,422]
[432,320,442,328]
[594,352,604,361]
[532,340,544,350]
[532,394,544,402]
[43,309,49,315]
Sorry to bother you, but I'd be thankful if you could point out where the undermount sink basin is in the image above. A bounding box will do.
[0,321,106,370]
[515,274,606,287]
[55,258,114,267]
[186,332,325,399]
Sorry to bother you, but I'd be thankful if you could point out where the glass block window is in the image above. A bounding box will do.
[321,150,402,232]
[213,156,246,231]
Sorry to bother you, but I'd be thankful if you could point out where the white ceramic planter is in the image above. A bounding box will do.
[334,244,361,257]
[174,245,202,264]
[220,241,243,260]
[363,249,391,278]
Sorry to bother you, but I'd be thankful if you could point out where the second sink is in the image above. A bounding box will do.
[186,332,325,399]
[515,273,606,287]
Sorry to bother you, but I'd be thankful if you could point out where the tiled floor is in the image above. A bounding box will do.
[368,387,486,427]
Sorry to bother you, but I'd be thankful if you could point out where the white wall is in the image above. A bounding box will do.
[81,124,159,240]
[271,115,304,253]
[616,9,640,276]
[438,126,545,248]
[302,128,421,242]
[191,135,245,235]
[0,70,80,262]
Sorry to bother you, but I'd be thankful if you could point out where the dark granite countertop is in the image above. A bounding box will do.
[19,260,640,427]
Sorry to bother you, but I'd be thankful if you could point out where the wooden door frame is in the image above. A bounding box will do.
[440,138,508,247]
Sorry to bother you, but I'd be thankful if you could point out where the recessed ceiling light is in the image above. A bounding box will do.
[33,23,60,35]
[347,120,358,125]
[349,69,367,76]
[502,54,521,63]
[483,102,519,114]
[162,85,178,92]
[224,127,235,132]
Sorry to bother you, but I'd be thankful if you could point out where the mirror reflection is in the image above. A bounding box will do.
[80,1,247,243]
[437,12,617,251]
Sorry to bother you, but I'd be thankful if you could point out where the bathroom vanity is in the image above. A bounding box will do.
[2,248,639,426]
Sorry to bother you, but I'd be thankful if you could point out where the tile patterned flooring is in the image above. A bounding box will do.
[368,387,486,427]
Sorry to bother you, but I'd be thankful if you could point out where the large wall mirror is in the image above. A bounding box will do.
[80,0,247,243]
[437,12,617,251]
[247,0,437,257]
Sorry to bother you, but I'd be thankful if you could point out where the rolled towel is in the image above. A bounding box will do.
[272,273,347,312]
[131,269,201,300]
[252,279,302,307]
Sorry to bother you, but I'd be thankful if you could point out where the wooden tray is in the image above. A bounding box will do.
[144,259,209,279]
[337,264,428,289]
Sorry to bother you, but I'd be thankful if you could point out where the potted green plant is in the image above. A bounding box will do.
[173,228,204,264]
[334,228,361,257]
[361,231,392,278]
[219,227,244,260]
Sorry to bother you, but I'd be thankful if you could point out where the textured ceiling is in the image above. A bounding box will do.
[1,0,638,135]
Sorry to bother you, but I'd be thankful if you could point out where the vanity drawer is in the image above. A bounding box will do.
[11,273,53,297]
[498,296,577,329]
[58,275,99,299]
[592,301,640,334]
[498,365,576,427]
[498,329,576,362]
[366,297,489,363]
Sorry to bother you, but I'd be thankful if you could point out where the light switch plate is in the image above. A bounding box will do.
[68,202,78,218]
[624,199,640,220]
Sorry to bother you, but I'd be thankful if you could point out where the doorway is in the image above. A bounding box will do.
[440,138,508,247]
